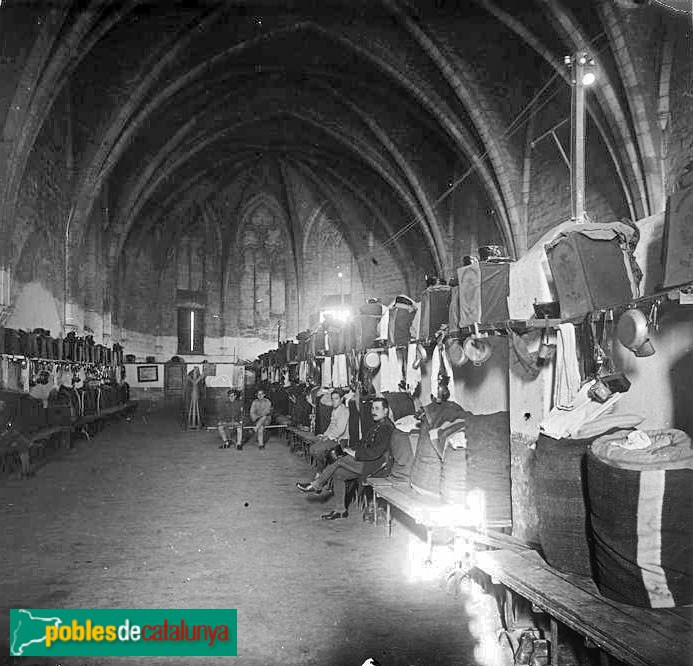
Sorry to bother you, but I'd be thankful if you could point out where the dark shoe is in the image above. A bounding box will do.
[258,444,265,450]
[236,443,243,450]
[296,482,321,494]
[321,510,348,520]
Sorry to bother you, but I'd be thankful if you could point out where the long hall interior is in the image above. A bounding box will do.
[1,2,692,665]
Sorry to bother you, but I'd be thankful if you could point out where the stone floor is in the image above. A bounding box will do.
[0,410,512,666]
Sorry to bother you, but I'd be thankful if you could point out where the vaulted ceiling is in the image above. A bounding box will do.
[0,0,688,286]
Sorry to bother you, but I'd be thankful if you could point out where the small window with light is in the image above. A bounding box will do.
[177,307,204,354]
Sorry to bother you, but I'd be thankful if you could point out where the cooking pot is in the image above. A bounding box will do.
[363,351,381,370]
[462,337,492,366]
[445,338,468,367]
[616,308,649,351]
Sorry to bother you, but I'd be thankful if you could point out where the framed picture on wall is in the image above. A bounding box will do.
[137,365,159,383]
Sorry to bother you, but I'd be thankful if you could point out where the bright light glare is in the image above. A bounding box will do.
[402,489,487,584]
[320,307,351,323]
[463,578,515,666]
[582,71,596,86]
[403,534,446,584]
[401,541,511,666]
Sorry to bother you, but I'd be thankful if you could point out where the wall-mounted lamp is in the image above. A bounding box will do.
[582,70,596,86]
[566,53,597,86]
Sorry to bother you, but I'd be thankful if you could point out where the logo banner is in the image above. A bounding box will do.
[10,609,237,657]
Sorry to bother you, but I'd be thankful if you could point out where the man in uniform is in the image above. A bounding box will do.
[217,389,244,449]
[296,397,393,520]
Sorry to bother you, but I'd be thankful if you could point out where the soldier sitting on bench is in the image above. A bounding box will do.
[217,389,243,450]
[249,389,273,450]
[296,396,394,520]
[309,389,349,470]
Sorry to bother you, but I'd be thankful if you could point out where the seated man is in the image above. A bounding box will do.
[296,396,394,520]
[249,389,272,449]
[309,389,349,469]
[217,389,243,449]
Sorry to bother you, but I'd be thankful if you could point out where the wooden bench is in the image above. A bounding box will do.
[474,548,693,666]
[75,400,138,438]
[207,423,287,447]
[365,479,512,562]
[0,424,72,477]
[285,426,321,466]
[0,401,138,476]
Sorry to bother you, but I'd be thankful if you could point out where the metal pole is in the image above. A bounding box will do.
[338,271,344,312]
[571,52,587,222]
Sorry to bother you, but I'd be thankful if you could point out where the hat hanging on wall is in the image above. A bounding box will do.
[462,337,492,366]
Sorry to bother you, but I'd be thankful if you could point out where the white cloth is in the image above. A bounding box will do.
[405,342,421,393]
[410,303,421,340]
[442,345,462,405]
[390,346,402,389]
[332,354,348,387]
[621,430,652,450]
[377,347,400,392]
[321,357,332,387]
[430,344,441,399]
[377,306,390,340]
[394,414,419,433]
[541,380,622,440]
[553,323,581,410]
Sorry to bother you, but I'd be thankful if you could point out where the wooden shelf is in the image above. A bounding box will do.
[451,318,564,337]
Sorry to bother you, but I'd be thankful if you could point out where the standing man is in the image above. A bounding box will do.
[249,389,272,449]
[309,390,349,469]
[296,397,394,520]
[217,389,243,450]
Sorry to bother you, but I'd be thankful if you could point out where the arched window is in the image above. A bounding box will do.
[176,235,206,353]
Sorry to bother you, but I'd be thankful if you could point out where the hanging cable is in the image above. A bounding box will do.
[383,77,563,247]
[381,30,608,249]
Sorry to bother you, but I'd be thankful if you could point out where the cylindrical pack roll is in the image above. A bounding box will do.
[587,429,693,607]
